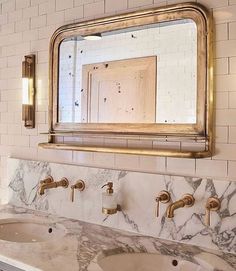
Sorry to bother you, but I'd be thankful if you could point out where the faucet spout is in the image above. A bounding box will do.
[38,178,69,195]
[166,199,185,218]
[39,182,55,195]
[166,194,195,218]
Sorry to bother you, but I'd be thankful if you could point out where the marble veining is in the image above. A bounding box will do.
[4,158,236,254]
[0,205,235,271]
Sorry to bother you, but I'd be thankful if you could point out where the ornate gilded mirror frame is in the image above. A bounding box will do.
[39,2,213,158]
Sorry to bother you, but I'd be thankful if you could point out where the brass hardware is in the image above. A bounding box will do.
[40,132,208,140]
[39,177,69,195]
[166,194,195,218]
[102,208,117,215]
[70,180,85,202]
[116,204,122,212]
[102,205,122,215]
[22,54,36,129]
[40,2,213,158]
[40,176,54,185]
[155,190,171,217]
[39,143,212,158]
[101,182,114,194]
[205,197,221,227]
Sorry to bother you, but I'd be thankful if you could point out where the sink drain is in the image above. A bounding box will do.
[48,228,53,233]
[172,260,178,267]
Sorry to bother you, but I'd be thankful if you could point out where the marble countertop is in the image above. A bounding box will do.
[0,205,235,271]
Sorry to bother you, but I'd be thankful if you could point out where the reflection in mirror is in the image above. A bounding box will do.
[58,19,197,124]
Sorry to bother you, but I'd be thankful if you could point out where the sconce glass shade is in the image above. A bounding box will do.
[22,55,36,129]
[22,78,31,105]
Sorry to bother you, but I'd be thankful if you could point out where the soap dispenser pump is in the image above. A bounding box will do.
[101,182,119,215]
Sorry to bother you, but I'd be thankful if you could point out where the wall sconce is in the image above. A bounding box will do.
[22,54,36,128]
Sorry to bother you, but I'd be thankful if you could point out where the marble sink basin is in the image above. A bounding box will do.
[98,253,210,271]
[0,218,66,243]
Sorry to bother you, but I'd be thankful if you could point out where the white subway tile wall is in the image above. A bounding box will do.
[0,0,236,198]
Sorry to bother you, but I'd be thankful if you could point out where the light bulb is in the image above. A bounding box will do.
[83,33,102,41]
[22,78,33,105]
[22,78,29,104]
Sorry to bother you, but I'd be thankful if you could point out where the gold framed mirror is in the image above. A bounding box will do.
[39,2,213,158]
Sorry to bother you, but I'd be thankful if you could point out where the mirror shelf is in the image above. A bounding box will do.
[40,2,213,158]
[40,132,208,140]
[39,143,210,158]
[39,131,211,158]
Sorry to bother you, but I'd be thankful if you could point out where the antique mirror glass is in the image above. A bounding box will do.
[41,3,213,158]
[58,19,197,125]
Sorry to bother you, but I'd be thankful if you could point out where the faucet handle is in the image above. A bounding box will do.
[71,180,85,202]
[205,197,221,227]
[58,177,69,188]
[155,190,171,217]
[182,194,195,207]
[40,176,53,185]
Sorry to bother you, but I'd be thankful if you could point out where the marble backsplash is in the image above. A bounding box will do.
[4,158,236,254]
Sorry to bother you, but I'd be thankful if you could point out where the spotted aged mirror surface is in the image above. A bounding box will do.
[58,19,197,125]
[40,3,213,158]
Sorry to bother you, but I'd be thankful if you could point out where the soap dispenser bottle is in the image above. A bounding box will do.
[101,182,118,215]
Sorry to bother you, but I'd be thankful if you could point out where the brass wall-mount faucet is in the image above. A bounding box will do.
[205,197,221,227]
[71,180,85,202]
[39,176,69,195]
[40,176,54,185]
[166,194,195,218]
[155,190,171,217]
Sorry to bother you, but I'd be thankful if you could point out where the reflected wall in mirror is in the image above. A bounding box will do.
[58,19,197,124]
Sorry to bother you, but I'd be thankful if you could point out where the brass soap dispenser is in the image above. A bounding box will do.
[101,182,119,215]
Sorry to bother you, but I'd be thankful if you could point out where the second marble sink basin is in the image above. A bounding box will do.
[98,253,210,271]
[0,218,66,243]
